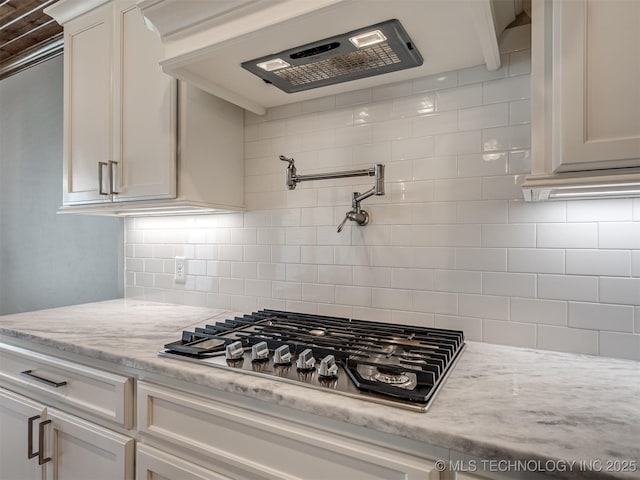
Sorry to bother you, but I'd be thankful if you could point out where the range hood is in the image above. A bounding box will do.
[138,0,523,115]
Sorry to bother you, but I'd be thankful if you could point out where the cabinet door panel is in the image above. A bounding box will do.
[557,0,640,171]
[113,0,176,202]
[0,389,44,480]
[44,409,134,480]
[63,5,113,204]
[137,444,232,480]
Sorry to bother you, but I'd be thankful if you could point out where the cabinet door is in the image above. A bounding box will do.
[44,408,134,480]
[63,4,113,205]
[555,0,640,172]
[112,0,177,202]
[0,388,45,480]
[137,443,233,480]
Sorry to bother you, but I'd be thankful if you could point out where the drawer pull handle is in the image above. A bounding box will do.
[20,370,67,388]
[98,161,109,195]
[38,420,52,465]
[27,415,39,459]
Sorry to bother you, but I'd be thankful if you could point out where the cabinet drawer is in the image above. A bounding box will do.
[0,344,133,428]
[138,382,438,480]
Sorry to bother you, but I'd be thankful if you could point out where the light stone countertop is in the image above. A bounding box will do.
[1,299,639,480]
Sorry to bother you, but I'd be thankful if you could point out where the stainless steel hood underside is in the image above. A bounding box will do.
[138,0,522,115]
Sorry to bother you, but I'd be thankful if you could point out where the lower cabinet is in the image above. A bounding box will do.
[0,388,134,480]
[137,381,440,480]
[0,389,44,480]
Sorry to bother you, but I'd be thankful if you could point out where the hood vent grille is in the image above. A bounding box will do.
[242,19,422,93]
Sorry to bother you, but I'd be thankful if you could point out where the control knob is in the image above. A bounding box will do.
[317,355,338,378]
[225,341,244,360]
[296,348,315,370]
[273,345,292,365]
[251,341,269,362]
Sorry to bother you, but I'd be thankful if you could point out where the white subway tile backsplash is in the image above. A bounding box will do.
[371,288,412,310]
[273,281,301,300]
[483,75,530,104]
[271,245,300,263]
[413,110,457,136]
[599,223,640,249]
[511,298,567,326]
[483,319,536,348]
[459,294,508,320]
[538,275,598,302]
[436,84,483,111]
[335,286,371,307]
[434,178,482,201]
[566,250,631,276]
[302,283,335,304]
[567,199,633,222]
[286,264,317,283]
[433,270,482,294]
[455,248,506,271]
[537,325,599,355]
[482,224,535,248]
[599,277,640,305]
[413,291,458,315]
[483,125,530,152]
[599,332,640,361]
[413,72,458,93]
[569,302,634,332]
[126,44,639,361]
[482,175,526,200]
[435,315,482,341]
[537,223,598,249]
[457,152,508,177]
[509,99,530,125]
[457,200,509,224]
[391,268,434,290]
[508,200,566,223]
[482,272,536,298]
[392,95,435,119]
[458,104,508,131]
[434,131,481,156]
[391,136,434,161]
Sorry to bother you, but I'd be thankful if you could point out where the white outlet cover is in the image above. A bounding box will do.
[175,256,186,283]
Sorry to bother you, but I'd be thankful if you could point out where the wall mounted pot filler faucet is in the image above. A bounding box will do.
[279,155,385,232]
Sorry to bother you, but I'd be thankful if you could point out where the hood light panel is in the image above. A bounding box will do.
[257,58,290,72]
[349,30,387,48]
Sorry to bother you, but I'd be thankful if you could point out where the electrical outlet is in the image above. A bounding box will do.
[175,256,186,283]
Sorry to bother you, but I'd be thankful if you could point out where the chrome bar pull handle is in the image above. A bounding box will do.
[38,420,52,465]
[109,160,119,194]
[98,162,109,195]
[27,415,39,459]
[21,370,67,388]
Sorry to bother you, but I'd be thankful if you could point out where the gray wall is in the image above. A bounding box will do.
[0,56,123,315]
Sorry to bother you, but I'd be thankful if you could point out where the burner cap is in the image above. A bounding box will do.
[373,370,411,385]
[308,328,326,337]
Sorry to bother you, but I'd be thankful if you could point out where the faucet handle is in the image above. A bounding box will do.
[279,155,294,167]
[337,211,351,233]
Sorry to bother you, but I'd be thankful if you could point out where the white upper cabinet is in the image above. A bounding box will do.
[63,3,113,205]
[523,0,640,200]
[46,0,244,215]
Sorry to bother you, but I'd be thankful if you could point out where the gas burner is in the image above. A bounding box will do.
[373,370,411,385]
[161,309,465,412]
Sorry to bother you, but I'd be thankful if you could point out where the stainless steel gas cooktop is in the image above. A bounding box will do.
[160,310,465,412]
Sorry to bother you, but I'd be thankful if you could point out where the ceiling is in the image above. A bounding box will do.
[0,0,62,80]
